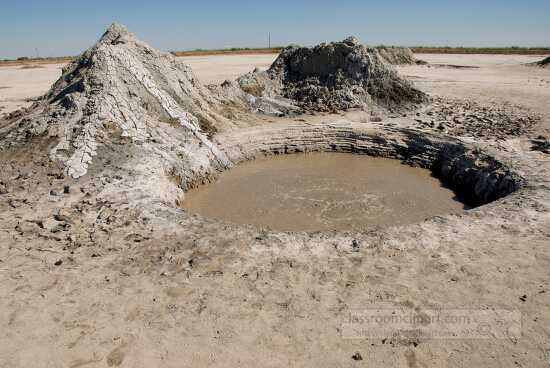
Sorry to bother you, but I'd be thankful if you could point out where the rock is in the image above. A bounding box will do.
[41,218,59,231]
[51,223,70,233]
[535,56,550,68]
[531,136,550,154]
[54,259,63,266]
[15,221,42,235]
[351,239,360,251]
[8,199,23,208]
[50,189,59,196]
[15,171,30,180]
[342,36,360,46]
[63,185,70,194]
[54,209,73,223]
[352,352,363,361]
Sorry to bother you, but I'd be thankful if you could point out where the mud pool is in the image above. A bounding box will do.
[183,153,469,231]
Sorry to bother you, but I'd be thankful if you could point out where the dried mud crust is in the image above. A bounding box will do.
[413,97,541,139]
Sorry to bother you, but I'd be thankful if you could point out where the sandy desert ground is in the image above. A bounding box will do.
[1,43,550,368]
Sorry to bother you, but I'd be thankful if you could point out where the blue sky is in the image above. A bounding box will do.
[1,0,549,59]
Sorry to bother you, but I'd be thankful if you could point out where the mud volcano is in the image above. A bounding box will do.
[237,36,426,113]
[183,153,467,231]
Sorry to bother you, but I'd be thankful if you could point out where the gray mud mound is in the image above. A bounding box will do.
[0,23,231,179]
[376,46,426,65]
[238,36,426,113]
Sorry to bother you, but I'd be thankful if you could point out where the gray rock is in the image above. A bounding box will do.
[54,209,73,223]
[15,221,42,235]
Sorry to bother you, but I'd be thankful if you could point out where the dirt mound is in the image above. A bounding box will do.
[376,46,426,65]
[238,36,426,112]
[536,56,550,67]
[0,23,231,179]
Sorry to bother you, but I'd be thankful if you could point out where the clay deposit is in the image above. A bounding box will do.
[1,24,550,368]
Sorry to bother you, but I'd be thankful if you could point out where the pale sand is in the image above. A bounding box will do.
[0,63,65,113]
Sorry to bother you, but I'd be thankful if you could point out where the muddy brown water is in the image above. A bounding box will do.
[183,153,468,232]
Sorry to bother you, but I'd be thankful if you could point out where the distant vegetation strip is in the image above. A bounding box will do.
[0,56,74,66]
[170,47,284,56]
[174,46,550,56]
[2,46,549,66]
[410,46,550,55]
